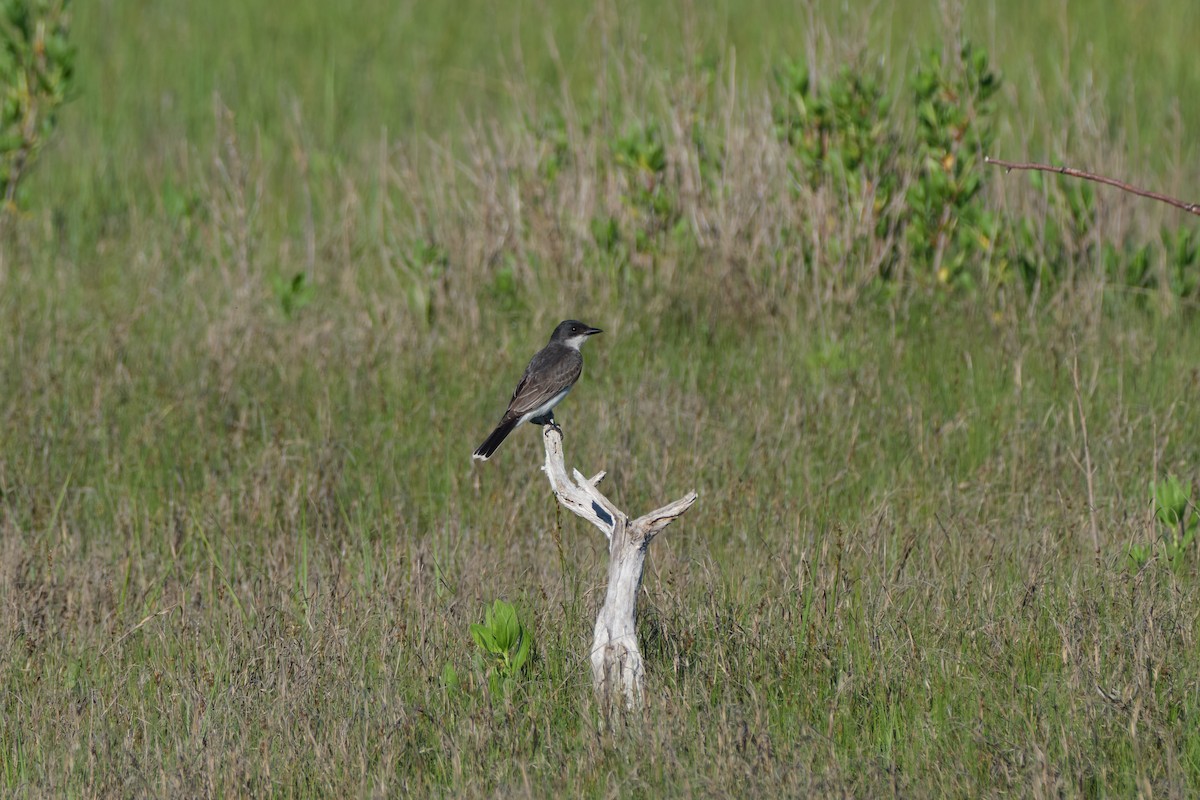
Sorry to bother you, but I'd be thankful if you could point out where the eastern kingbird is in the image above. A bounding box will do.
[472,320,603,461]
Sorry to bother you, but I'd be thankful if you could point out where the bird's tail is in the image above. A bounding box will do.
[472,416,521,461]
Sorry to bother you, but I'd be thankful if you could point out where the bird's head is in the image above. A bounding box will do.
[552,319,603,350]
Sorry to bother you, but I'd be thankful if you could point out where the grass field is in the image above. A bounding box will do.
[3,0,1200,796]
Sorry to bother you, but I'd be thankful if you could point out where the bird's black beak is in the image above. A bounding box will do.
[586,326,603,336]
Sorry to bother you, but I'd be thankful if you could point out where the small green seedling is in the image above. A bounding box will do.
[270,271,315,319]
[1154,474,1198,554]
[470,599,532,696]
[1131,474,1198,568]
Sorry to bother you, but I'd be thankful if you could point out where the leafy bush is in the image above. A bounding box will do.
[764,41,1198,303]
[0,0,74,211]
[906,43,1000,288]
[770,45,1002,288]
[771,59,903,281]
[613,122,675,252]
[772,60,895,190]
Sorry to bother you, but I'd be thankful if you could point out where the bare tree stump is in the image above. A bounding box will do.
[540,424,697,712]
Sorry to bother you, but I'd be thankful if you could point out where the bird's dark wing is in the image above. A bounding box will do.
[505,345,582,417]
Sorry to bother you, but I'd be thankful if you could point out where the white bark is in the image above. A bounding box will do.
[541,424,698,711]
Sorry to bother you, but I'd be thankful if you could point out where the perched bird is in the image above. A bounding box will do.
[472,320,603,461]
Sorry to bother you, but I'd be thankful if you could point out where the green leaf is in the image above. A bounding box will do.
[1181,523,1197,550]
[1153,474,1191,527]
[491,600,518,652]
[512,623,532,673]
[470,623,499,655]
[441,663,459,690]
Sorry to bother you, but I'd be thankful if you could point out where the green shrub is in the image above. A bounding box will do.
[906,43,1000,288]
[613,122,676,252]
[0,0,74,211]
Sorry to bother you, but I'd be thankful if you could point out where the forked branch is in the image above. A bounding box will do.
[541,424,697,712]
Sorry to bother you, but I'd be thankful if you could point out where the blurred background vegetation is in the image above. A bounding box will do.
[44,1,1200,213]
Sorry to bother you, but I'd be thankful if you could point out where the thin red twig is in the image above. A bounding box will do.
[984,156,1200,217]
